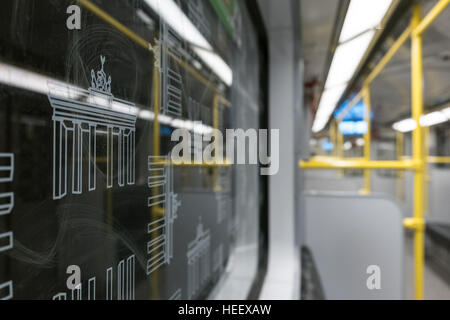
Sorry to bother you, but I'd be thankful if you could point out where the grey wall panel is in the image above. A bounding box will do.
[305,170,364,192]
[372,174,396,197]
[258,0,301,300]
[428,167,450,225]
[305,193,404,299]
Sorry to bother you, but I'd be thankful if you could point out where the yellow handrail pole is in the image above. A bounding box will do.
[337,119,344,177]
[299,159,417,170]
[364,26,412,86]
[396,131,405,202]
[414,0,450,36]
[300,0,450,301]
[337,26,412,123]
[330,120,337,157]
[361,85,371,194]
[78,0,232,107]
[153,68,161,157]
[213,94,220,191]
[410,4,425,300]
[428,156,450,164]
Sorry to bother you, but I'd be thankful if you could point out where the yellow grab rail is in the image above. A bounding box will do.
[302,0,450,300]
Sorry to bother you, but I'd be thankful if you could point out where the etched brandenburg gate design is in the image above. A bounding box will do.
[48,56,137,200]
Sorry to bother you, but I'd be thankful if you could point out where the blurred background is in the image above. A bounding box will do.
[0,0,449,300]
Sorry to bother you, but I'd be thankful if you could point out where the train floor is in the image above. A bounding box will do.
[404,233,450,300]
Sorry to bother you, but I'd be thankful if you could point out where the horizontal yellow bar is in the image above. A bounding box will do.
[403,156,450,164]
[311,156,365,162]
[427,156,450,164]
[414,0,450,36]
[299,159,417,170]
[404,217,425,231]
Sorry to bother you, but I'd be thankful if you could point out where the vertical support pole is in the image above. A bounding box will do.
[118,128,124,187]
[411,4,425,300]
[213,94,220,191]
[153,68,160,158]
[117,259,124,300]
[330,120,337,157]
[396,131,404,202]
[151,65,161,299]
[107,126,114,188]
[361,85,371,194]
[129,130,136,185]
[53,120,68,199]
[89,125,97,191]
[72,122,82,194]
[337,119,344,177]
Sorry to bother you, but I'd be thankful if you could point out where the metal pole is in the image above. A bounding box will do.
[337,119,344,177]
[361,86,371,194]
[411,4,425,300]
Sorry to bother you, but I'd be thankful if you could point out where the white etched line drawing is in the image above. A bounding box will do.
[117,254,135,300]
[0,192,14,216]
[147,156,180,275]
[0,232,13,253]
[188,98,212,126]
[52,254,134,300]
[0,153,13,299]
[72,283,82,300]
[187,0,211,39]
[0,281,13,300]
[48,55,137,200]
[161,22,183,117]
[88,277,96,300]
[169,288,182,300]
[215,192,230,224]
[0,153,14,183]
[117,259,124,300]
[187,217,211,299]
[126,255,135,300]
[212,243,224,273]
[106,266,113,300]
[215,167,231,223]
[0,154,14,215]
[52,292,67,300]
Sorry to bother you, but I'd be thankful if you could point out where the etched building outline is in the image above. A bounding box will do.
[0,153,14,183]
[215,167,231,224]
[215,192,230,224]
[48,56,137,200]
[160,22,184,117]
[212,243,224,273]
[0,153,14,216]
[0,153,14,300]
[53,254,135,300]
[0,280,13,301]
[187,217,211,299]
[147,155,180,275]
[169,288,182,300]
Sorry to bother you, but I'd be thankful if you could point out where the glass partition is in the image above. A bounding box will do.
[0,0,266,300]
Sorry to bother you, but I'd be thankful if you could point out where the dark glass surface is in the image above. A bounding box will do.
[0,0,263,300]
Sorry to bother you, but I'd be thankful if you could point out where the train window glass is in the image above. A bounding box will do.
[0,0,265,299]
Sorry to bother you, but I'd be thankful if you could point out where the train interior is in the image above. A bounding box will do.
[0,0,449,301]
